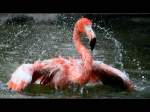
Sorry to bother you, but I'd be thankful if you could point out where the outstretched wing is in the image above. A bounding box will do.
[31,65,60,87]
[7,64,34,91]
[92,63,134,91]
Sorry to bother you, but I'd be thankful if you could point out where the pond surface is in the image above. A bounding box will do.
[0,14,150,98]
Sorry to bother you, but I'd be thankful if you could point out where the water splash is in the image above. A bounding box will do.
[0,14,145,98]
[94,22,124,70]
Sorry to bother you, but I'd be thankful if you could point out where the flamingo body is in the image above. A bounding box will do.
[7,18,134,92]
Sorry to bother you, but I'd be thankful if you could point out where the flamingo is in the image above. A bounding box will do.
[7,17,134,92]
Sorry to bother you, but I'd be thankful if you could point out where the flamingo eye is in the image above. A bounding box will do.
[84,24,96,39]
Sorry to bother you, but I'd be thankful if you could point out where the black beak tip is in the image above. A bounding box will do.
[90,38,96,51]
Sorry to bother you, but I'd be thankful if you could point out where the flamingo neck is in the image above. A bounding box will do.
[73,28,93,74]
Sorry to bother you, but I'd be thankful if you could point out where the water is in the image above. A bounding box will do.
[0,14,150,98]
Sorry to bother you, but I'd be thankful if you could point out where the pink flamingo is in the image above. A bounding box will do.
[7,18,134,92]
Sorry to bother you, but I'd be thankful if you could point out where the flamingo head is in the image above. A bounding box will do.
[75,17,96,51]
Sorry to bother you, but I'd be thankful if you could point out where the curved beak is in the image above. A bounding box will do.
[84,25,96,51]
[90,37,96,51]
